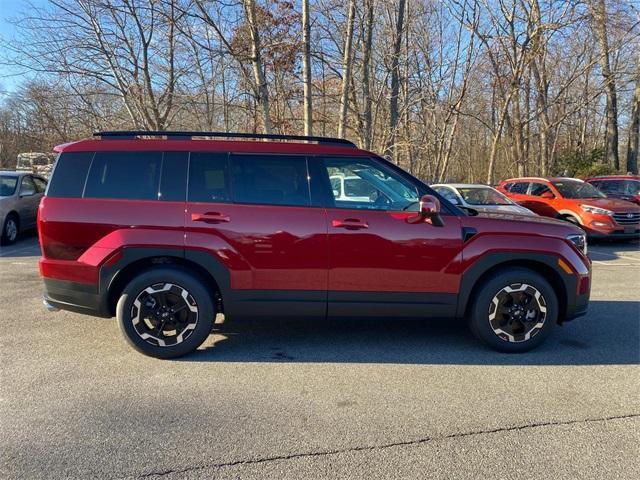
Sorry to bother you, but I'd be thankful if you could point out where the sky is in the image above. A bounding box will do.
[0,0,50,96]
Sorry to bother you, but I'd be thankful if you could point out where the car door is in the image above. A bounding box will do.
[17,175,40,229]
[317,156,463,318]
[525,182,559,217]
[184,152,328,319]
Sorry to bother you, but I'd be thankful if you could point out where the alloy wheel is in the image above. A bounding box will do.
[488,283,547,343]
[130,283,199,347]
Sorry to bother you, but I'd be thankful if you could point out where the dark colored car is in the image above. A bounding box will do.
[39,132,591,358]
[585,175,640,206]
[498,177,640,240]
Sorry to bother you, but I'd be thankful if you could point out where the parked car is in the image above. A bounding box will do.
[431,183,536,216]
[39,131,591,358]
[585,175,640,205]
[497,177,640,239]
[0,171,47,245]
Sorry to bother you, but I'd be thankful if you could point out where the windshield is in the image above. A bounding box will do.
[0,176,18,196]
[553,180,606,199]
[618,180,640,195]
[457,187,513,205]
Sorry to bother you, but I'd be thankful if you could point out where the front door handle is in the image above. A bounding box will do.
[191,212,231,223]
[332,218,369,230]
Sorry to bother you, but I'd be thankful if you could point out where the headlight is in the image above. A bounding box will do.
[580,204,613,216]
[567,233,587,255]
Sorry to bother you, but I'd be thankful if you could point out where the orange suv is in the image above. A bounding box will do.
[498,177,640,239]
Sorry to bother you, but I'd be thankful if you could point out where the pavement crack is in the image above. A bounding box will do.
[122,413,640,479]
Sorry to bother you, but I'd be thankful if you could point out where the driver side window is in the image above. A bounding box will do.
[322,157,419,211]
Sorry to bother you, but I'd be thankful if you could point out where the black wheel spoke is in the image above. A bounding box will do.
[130,283,198,347]
[489,284,546,343]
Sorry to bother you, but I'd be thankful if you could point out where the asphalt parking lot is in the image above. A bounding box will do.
[1,234,638,479]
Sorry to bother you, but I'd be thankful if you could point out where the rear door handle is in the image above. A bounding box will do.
[191,212,231,223]
[332,218,369,230]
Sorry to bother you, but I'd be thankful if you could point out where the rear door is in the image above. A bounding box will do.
[317,156,463,318]
[184,152,328,318]
[17,175,40,228]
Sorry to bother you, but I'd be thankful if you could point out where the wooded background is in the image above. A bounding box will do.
[1,0,638,183]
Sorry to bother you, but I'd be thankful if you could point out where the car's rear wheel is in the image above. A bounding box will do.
[116,267,215,359]
[1,213,19,245]
[468,268,558,352]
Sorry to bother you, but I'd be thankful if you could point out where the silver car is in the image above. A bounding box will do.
[0,171,47,245]
[431,183,535,216]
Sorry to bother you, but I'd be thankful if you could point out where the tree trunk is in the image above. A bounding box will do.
[626,57,640,174]
[243,0,272,134]
[590,0,619,169]
[361,0,375,149]
[337,0,356,139]
[385,0,406,161]
[302,0,313,136]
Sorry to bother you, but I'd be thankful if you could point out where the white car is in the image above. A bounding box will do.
[431,183,536,216]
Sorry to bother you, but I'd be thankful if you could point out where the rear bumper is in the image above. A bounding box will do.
[43,278,111,318]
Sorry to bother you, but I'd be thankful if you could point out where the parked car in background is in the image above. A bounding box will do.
[585,175,640,206]
[431,183,535,216]
[0,171,48,245]
[498,177,640,239]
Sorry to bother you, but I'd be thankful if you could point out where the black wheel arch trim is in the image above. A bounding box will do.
[456,252,578,321]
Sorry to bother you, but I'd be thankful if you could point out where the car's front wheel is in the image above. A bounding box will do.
[468,268,558,352]
[116,267,215,359]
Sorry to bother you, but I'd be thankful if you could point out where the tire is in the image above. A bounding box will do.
[116,267,215,359]
[468,268,558,353]
[1,213,19,246]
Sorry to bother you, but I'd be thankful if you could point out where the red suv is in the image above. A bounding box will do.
[585,175,640,206]
[498,177,640,239]
[39,132,591,358]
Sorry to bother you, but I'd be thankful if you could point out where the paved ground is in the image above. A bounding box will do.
[1,233,638,479]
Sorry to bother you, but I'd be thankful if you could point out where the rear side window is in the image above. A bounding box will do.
[33,177,47,193]
[230,154,310,207]
[188,152,230,203]
[508,182,529,194]
[46,152,93,198]
[85,152,162,200]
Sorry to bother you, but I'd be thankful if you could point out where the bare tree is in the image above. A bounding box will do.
[589,0,620,169]
[302,0,313,136]
[385,0,406,161]
[243,0,272,133]
[337,0,356,139]
[627,54,640,174]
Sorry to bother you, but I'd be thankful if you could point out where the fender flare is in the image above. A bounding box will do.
[456,252,576,319]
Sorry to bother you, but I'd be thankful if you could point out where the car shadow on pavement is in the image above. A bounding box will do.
[179,300,639,366]
[0,232,40,258]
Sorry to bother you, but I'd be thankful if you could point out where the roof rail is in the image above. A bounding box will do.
[93,131,357,147]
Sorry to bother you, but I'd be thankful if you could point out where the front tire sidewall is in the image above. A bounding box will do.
[469,268,558,353]
[116,268,215,359]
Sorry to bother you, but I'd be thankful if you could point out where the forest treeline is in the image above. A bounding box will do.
[0,0,638,183]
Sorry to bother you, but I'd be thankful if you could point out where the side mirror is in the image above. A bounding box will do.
[420,194,440,216]
[541,191,555,199]
[20,186,36,197]
[409,194,444,226]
